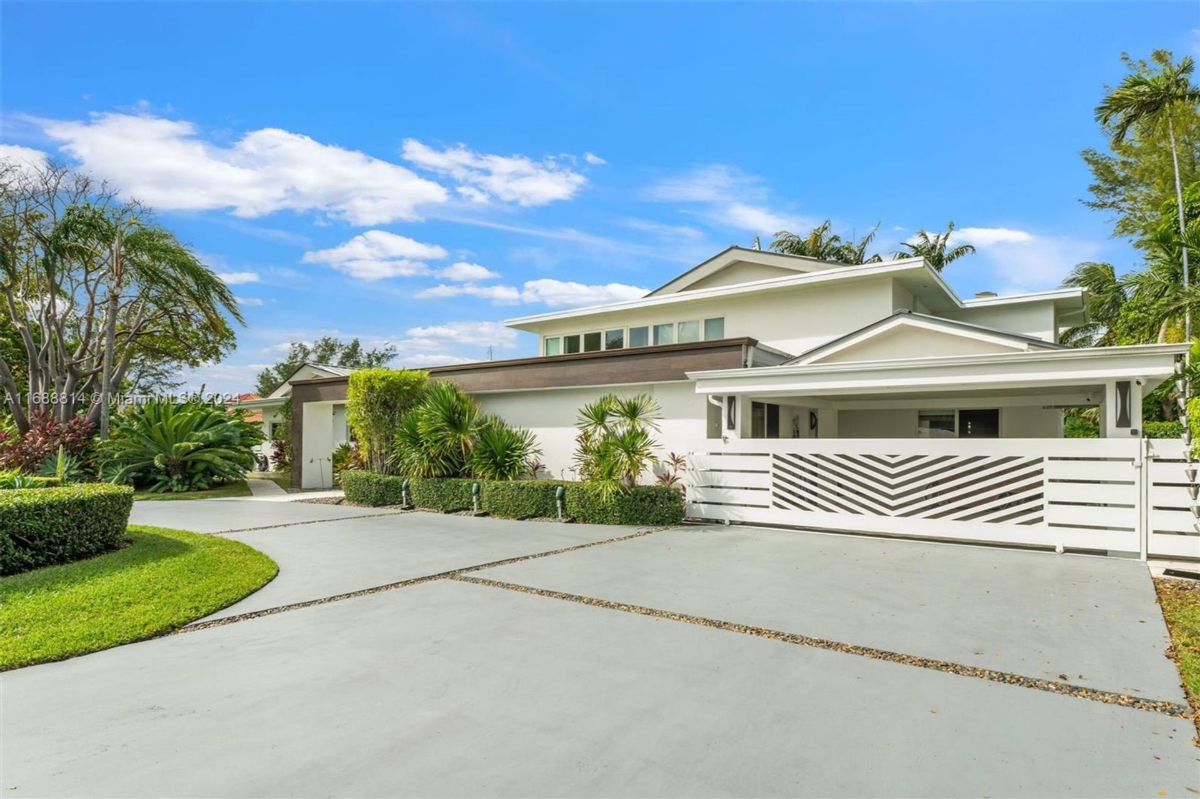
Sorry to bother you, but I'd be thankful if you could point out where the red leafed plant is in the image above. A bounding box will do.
[0,413,97,473]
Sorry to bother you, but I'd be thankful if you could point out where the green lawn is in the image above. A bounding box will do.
[1156,577,1200,715]
[0,525,277,670]
[134,480,252,501]
[249,473,292,492]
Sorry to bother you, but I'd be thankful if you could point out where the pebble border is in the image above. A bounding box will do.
[450,573,1195,720]
[208,511,409,536]
[176,527,665,633]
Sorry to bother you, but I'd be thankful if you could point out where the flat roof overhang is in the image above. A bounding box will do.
[686,343,1187,399]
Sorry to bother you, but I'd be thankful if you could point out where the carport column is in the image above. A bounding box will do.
[723,394,749,440]
[1101,380,1143,439]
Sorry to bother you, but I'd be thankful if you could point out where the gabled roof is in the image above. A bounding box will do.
[787,311,1064,366]
[645,246,850,296]
[266,362,354,399]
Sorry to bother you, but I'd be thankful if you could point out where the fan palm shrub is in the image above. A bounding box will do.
[573,393,662,495]
[101,400,264,492]
[469,423,541,481]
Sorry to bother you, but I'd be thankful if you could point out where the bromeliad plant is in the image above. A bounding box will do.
[101,400,264,492]
[573,393,662,496]
[390,381,541,481]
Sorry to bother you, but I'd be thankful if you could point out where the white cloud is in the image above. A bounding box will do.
[402,139,587,206]
[38,113,450,224]
[235,296,265,307]
[417,278,647,308]
[521,278,646,307]
[0,144,48,172]
[642,163,808,235]
[584,152,606,165]
[301,231,448,281]
[939,225,1102,292]
[217,270,260,285]
[950,227,1036,247]
[416,283,524,304]
[436,261,500,282]
[399,353,474,367]
[403,321,518,349]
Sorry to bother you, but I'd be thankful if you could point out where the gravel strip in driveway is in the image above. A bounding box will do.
[471,524,1187,703]
[5,578,1197,798]
[129,498,396,533]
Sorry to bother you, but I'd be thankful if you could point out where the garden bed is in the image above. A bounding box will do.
[0,525,277,670]
[1155,576,1200,734]
[134,480,252,501]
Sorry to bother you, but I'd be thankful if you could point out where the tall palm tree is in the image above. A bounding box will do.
[1122,223,1200,342]
[1096,51,1200,346]
[770,220,883,264]
[1060,261,1126,346]
[770,220,845,261]
[894,222,976,271]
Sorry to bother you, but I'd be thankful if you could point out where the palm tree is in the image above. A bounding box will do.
[1122,223,1200,342]
[770,220,883,264]
[895,222,976,271]
[1096,51,1200,346]
[1060,261,1126,346]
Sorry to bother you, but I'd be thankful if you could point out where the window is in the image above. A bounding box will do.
[959,409,1000,439]
[583,331,602,352]
[653,323,675,346]
[268,422,282,440]
[704,317,725,340]
[605,328,624,350]
[678,320,701,343]
[563,334,581,354]
[628,326,649,347]
[544,337,561,357]
[917,411,956,439]
[917,409,1001,439]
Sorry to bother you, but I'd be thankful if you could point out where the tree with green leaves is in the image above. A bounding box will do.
[770,220,883,264]
[255,336,398,397]
[1060,261,1126,346]
[894,222,976,272]
[1095,50,1200,343]
[0,160,241,435]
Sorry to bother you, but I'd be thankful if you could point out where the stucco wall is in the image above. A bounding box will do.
[475,381,708,482]
[947,302,1058,343]
[532,278,898,359]
[817,325,1022,363]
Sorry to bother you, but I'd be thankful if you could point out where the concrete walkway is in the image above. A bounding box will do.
[7,501,1197,797]
[245,476,288,497]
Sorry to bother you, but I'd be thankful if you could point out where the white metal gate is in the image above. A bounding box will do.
[686,438,1200,559]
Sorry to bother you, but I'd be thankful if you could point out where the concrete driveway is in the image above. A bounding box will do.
[3,500,1196,797]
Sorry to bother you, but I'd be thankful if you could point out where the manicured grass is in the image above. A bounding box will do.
[134,480,252,501]
[1155,577,1200,713]
[0,525,276,670]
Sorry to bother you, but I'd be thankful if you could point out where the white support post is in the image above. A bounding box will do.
[1101,380,1143,440]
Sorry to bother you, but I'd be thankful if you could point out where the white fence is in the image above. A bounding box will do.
[685,438,1200,560]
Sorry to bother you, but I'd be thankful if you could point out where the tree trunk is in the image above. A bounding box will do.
[1168,115,1191,360]
[99,229,121,440]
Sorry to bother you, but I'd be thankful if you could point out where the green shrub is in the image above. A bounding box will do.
[1144,420,1185,439]
[482,480,568,519]
[101,400,264,492]
[29,477,60,488]
[341,470,406,506]
[409,477,477,512]
[0,484,134,575]
[564,483,684,526]
[346,369,428,474]
[1064,415,1099,438]
[0,468,38,489]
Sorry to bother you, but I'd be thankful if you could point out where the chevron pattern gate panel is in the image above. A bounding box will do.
[771,452,1046,525]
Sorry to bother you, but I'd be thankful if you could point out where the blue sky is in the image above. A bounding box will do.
[2,2,1196,393]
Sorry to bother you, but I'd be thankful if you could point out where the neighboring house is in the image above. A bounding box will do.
[233,363,352,472]
[285,247,1197,559]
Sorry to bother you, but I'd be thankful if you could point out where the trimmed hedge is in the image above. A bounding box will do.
[0,484,134,576]
[564,483,684,526]
[340,470,684,526]
[482,480,568,519]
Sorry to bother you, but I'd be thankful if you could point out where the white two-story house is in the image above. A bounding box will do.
[287,247,1197,559]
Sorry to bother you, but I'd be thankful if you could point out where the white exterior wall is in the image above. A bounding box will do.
[474,381,708,482]
[947,302,1058,343]
[532,278,897,359]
